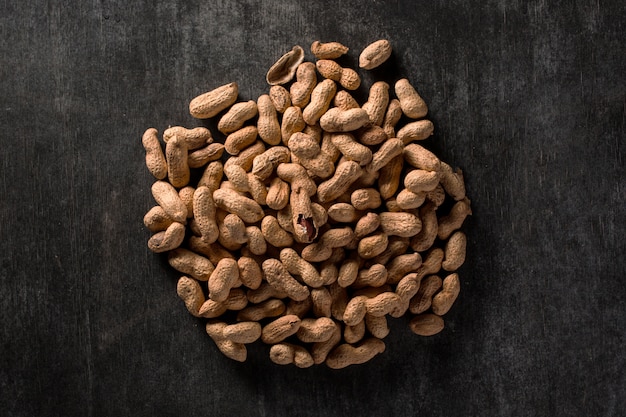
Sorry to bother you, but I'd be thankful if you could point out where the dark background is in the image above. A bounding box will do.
[1,1,624,416]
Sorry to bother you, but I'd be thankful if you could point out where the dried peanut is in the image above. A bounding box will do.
[395,78,428,119]
[354,264,388,288]
[396,189,426,210]
[296,317,336,343]
[205,321,247,362]
[365,314,389,339]
[168,248,214,281]
[218,100,258,134]
[431,273,460,315]
[269,85,291,112]
[280,248,324,287]
[317,160,362,203]
[237,298,285,321]
[326,338,386,369]
[224,126,258,156]
[208,258,240,303]
[302,79,336,125]
[142,128,167,180]
[163,126,212,150]
[439,161,466,201]
[357,232,389,259]
[382,98,403,138]
[257,94,282,146]
[397,119,434,144]
[366,138,404,173]
[379,212,422,237]
[270,343,314,368]
[351,188,382,211]
[176,276,205,317]
[330,133,373,165]
[311,287,333,317]
[437,197,472,240]
[362,81,390,126]
[188,143,225,168]
[344,320,366,344]
[290,62,317,108]
[359,39,392,70]
[261,314,302,344]
[280,106,306,145]
[319,107,370,133]
[143,205,173,232]
[213,188,264,224]
[311,40,349,59]
[354,212,380,239]
[409,313,444,336]
[189,82,238,119]
[386,252,422,284]
[262,259,310,302]
[266,45,305,85]
[442,231,467,272]
[301,227,355,262]
[409,275,442,314]
[148,221,185,253]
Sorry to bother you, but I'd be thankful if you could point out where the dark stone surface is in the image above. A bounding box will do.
[1,1,624,416]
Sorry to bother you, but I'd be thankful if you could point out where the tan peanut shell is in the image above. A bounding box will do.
[188,143,225,168]
[163,126,212,150]
[269,85,291,112]
[165,135,190,188]
[431,273,461,315]
[362,81,390,126]
[142,128,167,180]
[168,248,214,281]
[409,313,444,336]
[442,231,467,271]
[176,276,205,317]
[359,39,392,69]
[311,40,349,59]
[320,107,370,132]
[266,45,305,85]
[189,82,238,119]
[290,62,317,108]
[325,338,386,369]
[261,314,302,344]
[148,221,186,253]
[395,78,428,119]
[257,94,282,146]
[397,119,434,144]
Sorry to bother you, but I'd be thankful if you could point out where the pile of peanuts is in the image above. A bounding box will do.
[142,39,471,369]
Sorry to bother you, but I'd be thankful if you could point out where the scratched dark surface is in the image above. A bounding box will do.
[1,1,625,416]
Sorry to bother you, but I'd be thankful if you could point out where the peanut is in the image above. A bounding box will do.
[280,248,324,288]
[269,85,291,113]
[442,231,467,272]
[237,256,263,289]
[261,314,302,344]
[325,338,386,369]
[317,160,362,202]
[386,252,422,284]
[437,197,472,240]
[409,313,444,336]
[142,128,168,180]
[330,133,373,165]
[319,107,370,133]
[280,106,306,145]
[168,248,214,281]
[311,40,349,59]
[176,276,205,317]
[205,321,247,362]
[379,212,422,237]
[311,287,333,317]
[431,273,460,315]
[395,78,428,119]
[362,81,390,126]
[365,314,390,339]
[188,143,225,168]
[301,227,355,262]
[208,258,240,303]
[397,119,434,144]
[409,275,442,314]
[354,264,388,288]
[296,317,336,343]
[163,126,212,150]
[143,205,173,232]
[257,94,282,146]
[290,62,317,108]
[359,39,392,70]
[303,79,336,125]
[366,138,404,173]
[262,259,310,302]
[266,45,305,85]
[218,100,258,134]
[213,188,264,224]
[382,98,403,138]
[224,125,258,156]
[222,321,262,344]
[270,343,314,368]
[147,221,185,253]
[237,298,285,321]
[189,82,238,119]
[344,320,366,344]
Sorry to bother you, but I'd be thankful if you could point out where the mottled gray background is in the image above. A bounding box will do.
[1,1,624,416]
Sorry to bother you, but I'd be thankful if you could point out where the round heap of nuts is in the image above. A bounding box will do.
[142,39,471,369]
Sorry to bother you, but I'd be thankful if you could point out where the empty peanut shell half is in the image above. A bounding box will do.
[266,45,305,85]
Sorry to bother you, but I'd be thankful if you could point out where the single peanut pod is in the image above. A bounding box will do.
[442,231,467,272]
[344,320,366,344]
[410,202,438,252]
[290,187,320,243]
[311,321,342,364]
[357,125,388,146]
[432,273,461,315]
[426,183,446,207]
[389,273,421,317]
[357,232,389,259]
[276,163,316,196]
[280,106,306,145]
[311,287,333,317]
[414,248,445,282]
[189,82,238,119]
[144,206,173,232]
[257,94,281,146]
[320,259,339,286]
[330,132,373,165]
[339,67,361,90]
[188,143,225,168]
[302,79,336,126]
[165,135,190,188]
[325,338,386,369]
[397,119,434,144]
[188,238,234,266]
[224,126,258,156]
[327,203,359,223]
[296,317,336,343]
[205,321,247,362]
[354,212,380,239]
[271,343,315,368]
[359,39,392,70]
[245,282,288,304]
[405,169,441,193]
[409,275,443,314]
[213,188,264,224]
[192,186,219,244]
[290,62,317,108]
[372,236,410,265]
[247,174,267,206]
[147,221,185,253]
[437,198,472,240]
[288,132,322,159]
[163,126,212,150]
[142,128,167,180]
[223,288,248,311]
[362,81,390,126]
[168,248,215,281]
[176,276,205,317]
[320,107,370,133]
[317,161,362,203]
[285,297,313,318]
[377,154,403,200]
[311,40,349,59]
[262,259,310,302]
[280,248,324,287]
[337,257,360,287]
[301,227,355,263]
[237,256,263,290]
[343,295,368,326]
[354,264,388,288]
[236,298,285,321]
[365,292,403,317]
[216,212,245,252]
[208,258,239,303]
[198,299,228,318]
[403,143,441,172]
[379,212,422,237]
[439,161,467,201]
[316,59,343,81]
[386,253,422,284]
[351,188,382,211]
[222,322,262,344]
[265,178,290,211]
[261,314,302,344]
[328,282,348,322]
[381,99,402,139]
[409,313,444,336]
[395,78,428,119]
[365,314,390,339]
[367,138,404,173]
[251,146,291,181]
[224,140,266,172]
[396,189,427,210]
[266,45,305,85]
[269,85,291,113]
[245,226,267,257]
[197,160,223,192]
[261,216,294,248]
[218,100,258,134]
[333,90,360,110]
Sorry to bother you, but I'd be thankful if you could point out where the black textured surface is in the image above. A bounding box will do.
[1,1,625,416]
